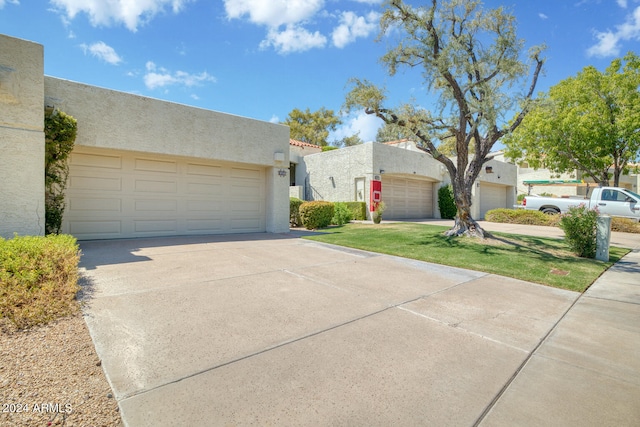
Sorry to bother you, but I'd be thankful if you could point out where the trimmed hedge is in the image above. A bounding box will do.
[344,202,367,221]
[486,208,640,234]
[290,197,304,227]
[485,208,560,226]
[299,201,335,230]
[1,234,80,331]
[331,202,353,226]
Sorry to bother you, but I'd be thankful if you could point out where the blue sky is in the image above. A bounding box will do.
[1,0,639,143]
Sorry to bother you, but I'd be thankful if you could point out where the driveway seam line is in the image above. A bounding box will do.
[472,291,583,426]
[396,306,529,353]
[117,304,399,401]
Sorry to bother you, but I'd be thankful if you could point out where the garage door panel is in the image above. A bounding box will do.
[382,176,434,220]
[232,167,262,180]
[480,184,507,219]
[134,179,177,193]
[134,220,177,233]
[186,219,224,232]
[186,163,223,177]
[64,148,266,239]
[68,198,121,213]
[134,199,177,212]
[231,218,263,231]
[70,175,122,191]
[69,220,122,236]
[71,152,122,169]
[186,182,224,195]
[134,158,177,173]
[186,200,224,212]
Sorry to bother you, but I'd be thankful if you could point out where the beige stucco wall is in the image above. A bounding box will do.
[44,77,291,234]
[0,34,45,238]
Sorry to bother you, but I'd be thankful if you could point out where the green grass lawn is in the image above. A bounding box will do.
[303,223,629,293]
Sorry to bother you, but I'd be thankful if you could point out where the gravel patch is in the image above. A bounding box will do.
[0,312,122,426]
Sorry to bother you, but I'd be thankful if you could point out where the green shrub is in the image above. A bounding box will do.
[299,201,335,230]
[485,208,559,226]
[559,204,599,258]
[321,146,338,152]
[0,234,80,331]
[331,202,353,226]
[290,197,304,227]
[345,202,367,220]
[516,194,526,205]
[438,185,457,219]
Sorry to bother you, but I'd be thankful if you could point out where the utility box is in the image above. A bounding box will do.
[596,215,612,262]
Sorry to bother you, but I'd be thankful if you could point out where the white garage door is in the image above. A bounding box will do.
[381,176,434,219]
[480,183,507,219]
[62,147,266,240]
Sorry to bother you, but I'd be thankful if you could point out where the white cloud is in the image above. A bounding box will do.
[538,13,548,20]
[587,6,640,57]
[332,110,381,143]
[260,25,327,54]
[332,11,379,48]
[0,0,19,9]
[224,0,324,27]
[617,0,628,8]
[144,61,216,90]
[269,114,280,124]
[50,0,193,32]
[80,41,123,65]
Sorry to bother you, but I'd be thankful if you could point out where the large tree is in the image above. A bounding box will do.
[283,107,341,147]
[504,52,640,187]
[344,0,544,237]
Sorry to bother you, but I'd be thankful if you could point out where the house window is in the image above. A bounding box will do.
[290,162,297,186]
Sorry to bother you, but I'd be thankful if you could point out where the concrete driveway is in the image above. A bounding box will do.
[79,231,640,426]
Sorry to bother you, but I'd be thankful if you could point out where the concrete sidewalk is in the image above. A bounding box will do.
[78,226,640,426]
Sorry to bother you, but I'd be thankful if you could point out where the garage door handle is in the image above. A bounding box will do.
[598,203,606,206]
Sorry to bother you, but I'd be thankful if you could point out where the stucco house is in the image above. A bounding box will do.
[1,34,290,240]
[290,139,517,220]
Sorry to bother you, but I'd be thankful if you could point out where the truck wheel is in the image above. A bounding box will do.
[541,207,560,215]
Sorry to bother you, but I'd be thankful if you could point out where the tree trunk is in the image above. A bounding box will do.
[444,172,489,238]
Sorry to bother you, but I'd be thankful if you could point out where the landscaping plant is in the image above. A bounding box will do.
[45,108,77,235]
[345,202,367,221]
[299,201,335,229]
[559,204,599,258]
[437,185,457,219]
[290,197,304,227]
[372,201,386,224]
[331,202,353,226]
[0,234,80,330]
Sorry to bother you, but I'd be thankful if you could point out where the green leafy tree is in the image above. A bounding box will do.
[345,0,544,237]
[375,122,413,142]
[283,107,342,147]
[504,52,640,187]
[341,133,364,147]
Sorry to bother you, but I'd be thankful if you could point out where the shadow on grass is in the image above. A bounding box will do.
[412,231,598,267]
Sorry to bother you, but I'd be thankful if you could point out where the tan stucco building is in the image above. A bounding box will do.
[1,34,290,240]
[291,139,517,220]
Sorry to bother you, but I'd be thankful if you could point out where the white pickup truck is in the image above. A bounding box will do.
[522,187,640,220]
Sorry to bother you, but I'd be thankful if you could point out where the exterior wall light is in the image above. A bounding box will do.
[278,169,287,177]
[485,166,493,174]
